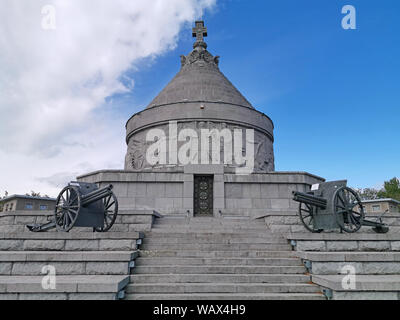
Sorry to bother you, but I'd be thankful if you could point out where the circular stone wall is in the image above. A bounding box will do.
[125,103,274,173]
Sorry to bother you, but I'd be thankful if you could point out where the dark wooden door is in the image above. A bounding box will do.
[194,175,214,216]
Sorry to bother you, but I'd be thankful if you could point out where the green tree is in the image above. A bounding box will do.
[377,177,400,201]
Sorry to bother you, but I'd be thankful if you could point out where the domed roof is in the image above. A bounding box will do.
[146,21,253,109]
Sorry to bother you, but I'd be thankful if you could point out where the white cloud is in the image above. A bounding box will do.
[0,0,215,196]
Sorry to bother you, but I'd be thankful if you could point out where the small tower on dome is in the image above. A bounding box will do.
[192,20,208,49]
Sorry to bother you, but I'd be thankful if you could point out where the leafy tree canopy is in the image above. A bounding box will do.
[377,177,400,201]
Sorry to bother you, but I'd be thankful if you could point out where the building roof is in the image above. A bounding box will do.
[361,198,400,205]
[0,194,56,203]
[146,21,254,110]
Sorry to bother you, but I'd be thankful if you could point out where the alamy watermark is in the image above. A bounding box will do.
[146,121,255,175]
[342,5,356,30]
[341,264,356,290]
[41,5,56,30]
[41,265,56,290]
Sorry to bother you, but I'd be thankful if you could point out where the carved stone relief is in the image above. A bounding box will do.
[125,121,274,172]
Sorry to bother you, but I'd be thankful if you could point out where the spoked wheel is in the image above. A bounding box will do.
[55,186,81,232]
[299,202,323,233]
[94,192,118,232]
[334,186,364,233]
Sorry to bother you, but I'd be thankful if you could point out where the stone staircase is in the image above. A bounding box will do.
[125,216,325,300]
[0,232,143,300]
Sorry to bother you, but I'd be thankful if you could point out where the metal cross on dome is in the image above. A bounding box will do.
[192,21,208,43]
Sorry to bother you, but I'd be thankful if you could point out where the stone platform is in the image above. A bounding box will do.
[77,169,324,221]
[0,231,143,300]
[288,233,400,300]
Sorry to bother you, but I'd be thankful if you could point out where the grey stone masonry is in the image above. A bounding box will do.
[0,232,143,251]
[0,229,142,299]
[77,170,324,219]
[0,275,129,300]
[312,275,400,300]
[125,216,325,300]
[289,233,400,300]
[287,233,400,251]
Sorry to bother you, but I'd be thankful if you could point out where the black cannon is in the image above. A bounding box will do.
[27,182,118,232]
[292,180,389,234]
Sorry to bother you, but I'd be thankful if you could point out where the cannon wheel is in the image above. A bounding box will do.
[334,186,365,233]
[54,186,81,232]
[94,192,118,232]
[298,203,323,233]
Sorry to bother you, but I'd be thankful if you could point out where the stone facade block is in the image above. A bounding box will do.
[12,262,85,275]
[155,198,174,209]
[260,184,279,198]
[391,242,400,251]
[333,291,398,300]
[135,198,156,209]
[23,240,65,251]
[225,184,242,199]
[65,240,99,251]
[165,183,183,197]
[0,263,12,275]
[270,199,290,210]
[146,183,166,197]
[358,241,391,251]
[111,183,128,197]
[99,240,135,251]
[252,198,271,209]
[268,225,291,234]
[68,293,117,300]
[85,262,128,275]
[363,262,400,274]
[0,240,23,251]
[296,241,326,251]
[173,198,183,209]
[326,241,359,251]
[0,294,19,300]
[242,184,261,198]
[18,293,68,300]
[312,262,363,275]
[0,216,16,224]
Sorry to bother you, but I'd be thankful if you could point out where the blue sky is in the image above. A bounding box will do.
[113,0,400,189]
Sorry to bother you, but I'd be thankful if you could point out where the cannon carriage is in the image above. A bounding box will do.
[27,182,118,232]
[292,180,389,234]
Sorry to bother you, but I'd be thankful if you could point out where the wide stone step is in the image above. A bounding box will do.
[145,232,280,240]
[142,238,287,245]
[0,251,137,262]
[135,257,302,266]
[312,275,400,300]
[125,283,321,294]
[130,273,311,284]
[0,233,142,251]
[151,227,268,233]
[0,275,129,300]
[0,251,136,276]
[125,293,325,300]
[0,232,143,240]
[155,217,263,225]
[138,250,295,258]
[132,265,306,274]
[140,243,291,251]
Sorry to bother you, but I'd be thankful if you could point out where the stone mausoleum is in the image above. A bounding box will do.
[78,21,323,220]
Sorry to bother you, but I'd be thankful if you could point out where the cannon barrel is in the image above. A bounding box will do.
[81,184,114,207]
[292,191,327,209]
